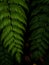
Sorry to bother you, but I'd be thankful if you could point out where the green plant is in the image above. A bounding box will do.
[29,0,49,60]
[0,41,13,65]
[0,0,49,64]
[0,0,28,63]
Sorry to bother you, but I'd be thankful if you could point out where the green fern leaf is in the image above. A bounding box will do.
[29,0,49,60]
[0,0,28,63]
[8,0,28,10]
[0,43,13,65]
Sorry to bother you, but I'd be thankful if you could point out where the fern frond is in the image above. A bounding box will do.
[0,0,28,63]
[29,0,49,60]
[8,0,28,10]
[31,0,49,7]
[0,44,13,65]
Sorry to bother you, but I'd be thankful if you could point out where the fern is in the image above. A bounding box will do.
[0,0,28,63]
[1,0,49,63]
[0,42,13,65]
[29,0,49,60]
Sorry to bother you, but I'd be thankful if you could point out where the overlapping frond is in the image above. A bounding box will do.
[29,0,49,60]
[0,0,28,63]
